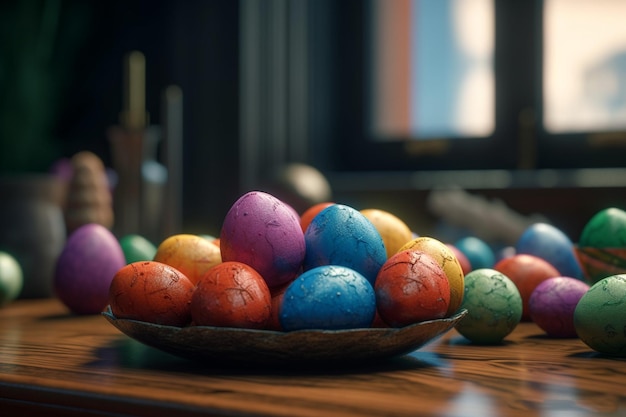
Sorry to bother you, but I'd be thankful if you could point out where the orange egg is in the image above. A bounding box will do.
[190,261,272,329]
[300,202,334,232]
[398,236,465,316]
[108,261,195,326]
[153,234,222,285]
[360,208,413,258]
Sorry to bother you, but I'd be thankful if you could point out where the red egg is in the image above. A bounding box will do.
[266,281,290,331]
[375,250,450,327]
[446,244,472,275]
[108,261,195,326]
[493,254,561,321]
[191,261,272,329]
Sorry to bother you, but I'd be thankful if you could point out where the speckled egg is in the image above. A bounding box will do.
[119,234,157,264]
[454,236,495,270]
[190,261,272,329]
[493,254,561,321]
[109,261,195,326]
[516,223,583,279]
[54,223,126,315]
[360,208,413,258]
[579,207,626,248]
[220,191,305,288]
[153,234,222,285]
[455,268,523,344]
[398,236,465,316]
[375,249,450,327]
[303,204,386,285]
[574,274,626,356]
[528,277,589,338]
[279,265,376,331]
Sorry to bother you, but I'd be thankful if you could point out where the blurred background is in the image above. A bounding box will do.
[1,0,625,246]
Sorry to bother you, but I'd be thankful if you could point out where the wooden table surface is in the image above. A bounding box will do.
[1,298,625,417]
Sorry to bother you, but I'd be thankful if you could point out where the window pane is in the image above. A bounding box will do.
[370,0,495,140]
[543,0,626,133]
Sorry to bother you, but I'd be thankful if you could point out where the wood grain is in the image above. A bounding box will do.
[1,299,625,416]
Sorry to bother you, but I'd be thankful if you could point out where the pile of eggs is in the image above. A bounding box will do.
[50,190,626,357]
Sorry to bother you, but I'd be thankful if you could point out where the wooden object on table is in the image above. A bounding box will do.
[0,298,625,417]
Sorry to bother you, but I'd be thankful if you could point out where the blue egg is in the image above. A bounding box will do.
[303,204,386,285]
[516,223,583,279]
[279,265,376,331]
[454,236,495,270]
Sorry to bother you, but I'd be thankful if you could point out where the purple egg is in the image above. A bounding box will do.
[528,276,590,337]
[220,191,306,288]
[54,223,126,315]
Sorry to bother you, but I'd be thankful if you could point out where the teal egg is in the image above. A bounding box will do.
[119,234,157,264]
[455,268,522,344]
[454,236,495,270]
[574,274,626,356]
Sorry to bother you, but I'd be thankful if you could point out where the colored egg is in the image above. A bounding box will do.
[303,204,386,285]
[455,268,523,344]
[153,234,222,285]
[454,236,495,270]
[493,254,561,321]
[220,191,305,288]
[375,250,450,327]
[398,236,465,316]
[109,261,195,326]
[446,244,472,276]
[190,261,272,329]
[54,223,126,315]
[574,274,626,356]
[300,202,335,233]
[266,281,290,331]
[119,234,157,264]
[516,223,583,279]
[579,207,626,248]
[528,277,589,338]
[279,265,376,331]
[360,208,413,258]
[0,251,23,306]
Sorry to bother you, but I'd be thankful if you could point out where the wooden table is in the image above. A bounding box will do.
[1,298,625,416]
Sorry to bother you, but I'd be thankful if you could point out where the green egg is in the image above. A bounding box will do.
[579,207,626,248]
[574,274,626,356]
[0,251,23,306]
[455,268,522,345]
[119,234,157,264]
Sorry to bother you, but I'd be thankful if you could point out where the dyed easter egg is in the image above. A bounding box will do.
[574,274,626,356]
[360,208,413,258]
[446,244,472,275]
[279,265,376,331]
[119,234,157,264]
[54,223,126,314]
[375,250,450,327]
[516,223,583,279]
[398,236,465,316]
[300,202,334,232]
[153,234,222,285]
[455,268,523,344]
[220,191,305,288]
[109,261,195,326]
[191,261,271,329]
[303,204,386,285]
[454,236,495,269]
[0,251,23,306]
[493,254,561,321]
[528,277,589,338]
[579,207,626,248]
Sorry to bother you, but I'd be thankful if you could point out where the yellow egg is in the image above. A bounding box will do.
[398,236,465,316]
[360,208,413,259]
[153,234,222,285]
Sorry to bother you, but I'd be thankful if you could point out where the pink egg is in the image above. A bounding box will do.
[528,276,590,338]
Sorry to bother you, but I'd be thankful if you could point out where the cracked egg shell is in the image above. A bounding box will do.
[220,191,305,289]
[375,249,450,327]
[153,234,222,285]
[108,261,195,327]
[455,268,522,344]
[191,261,272,329]
[279,265,376,331]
